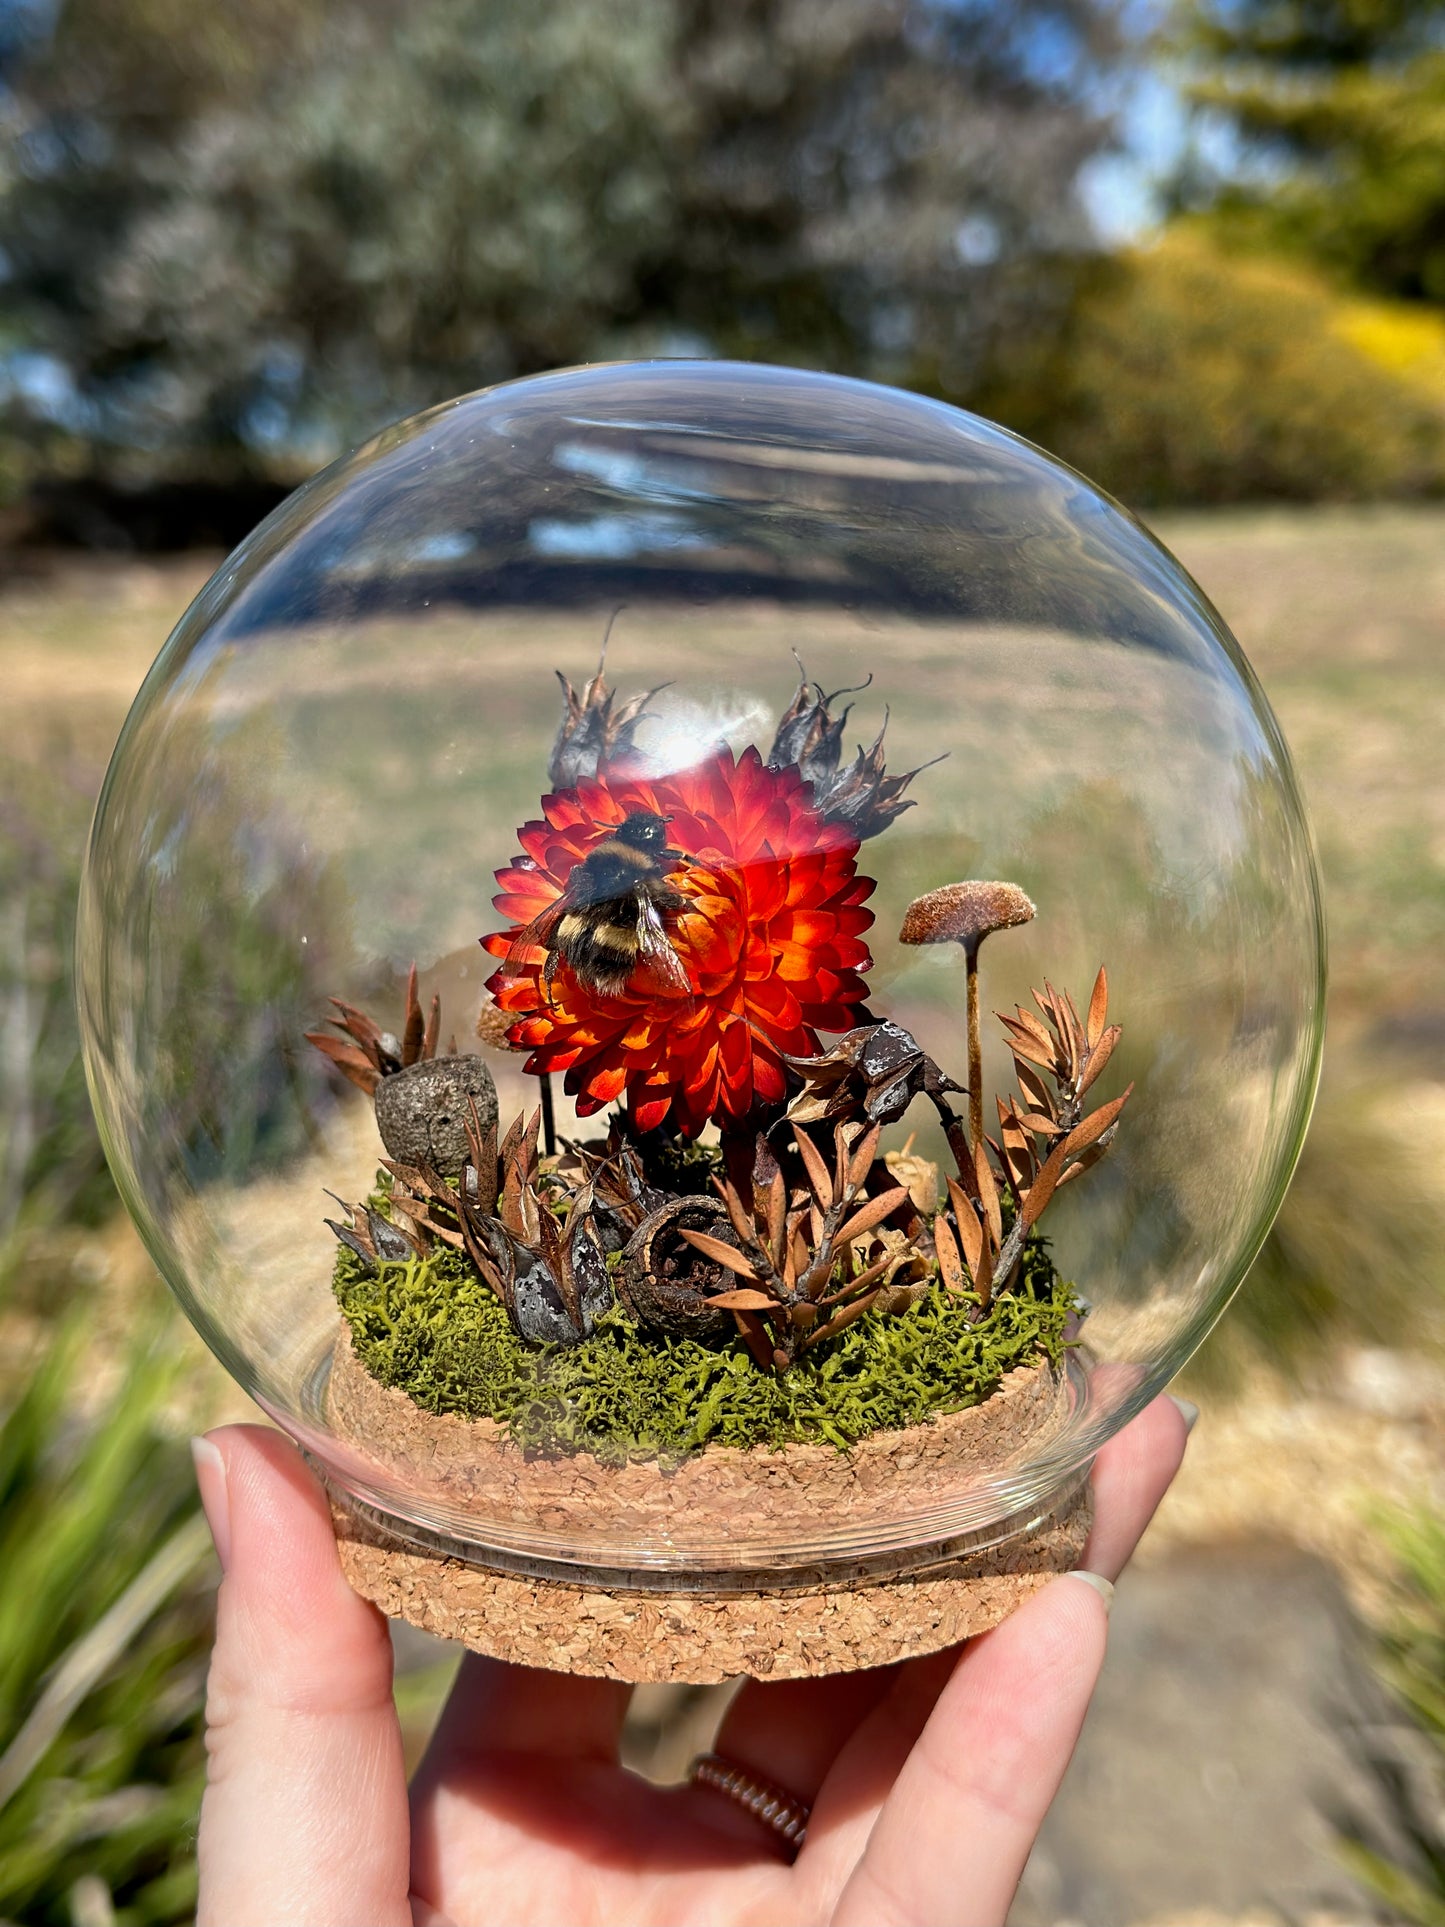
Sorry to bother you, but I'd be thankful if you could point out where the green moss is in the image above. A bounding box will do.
[333,1238,1077,1463]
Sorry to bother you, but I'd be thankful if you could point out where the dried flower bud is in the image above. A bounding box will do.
[767,660,940,843]
[549,633,663,787]
[767,659,864,786]
[373,1054,498,1177]
[811,716,940,842]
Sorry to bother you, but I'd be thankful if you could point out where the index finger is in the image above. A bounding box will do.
[794,1392,1190,1919]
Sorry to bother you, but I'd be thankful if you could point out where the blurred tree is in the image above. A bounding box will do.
[1175,0,1445,303]
[0,0,1126,508]
[981,230,1445,503]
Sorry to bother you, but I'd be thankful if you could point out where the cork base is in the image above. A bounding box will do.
[325,1326,1073,1552]
[332,1478,1092,1682]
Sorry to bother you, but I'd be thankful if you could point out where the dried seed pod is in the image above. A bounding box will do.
[549,621,664,787]
[373,1054,498,1177]
[512,1244,588,1348]
[618,1196,740,1341]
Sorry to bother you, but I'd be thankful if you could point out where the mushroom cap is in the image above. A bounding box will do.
[899,880,1037,949]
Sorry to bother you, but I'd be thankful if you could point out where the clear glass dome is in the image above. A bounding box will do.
[77,361,1325,1583]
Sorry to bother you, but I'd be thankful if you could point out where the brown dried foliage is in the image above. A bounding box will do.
[939,967,1132,1304]
[305,962,441,1094]
[673,1120,925,1369]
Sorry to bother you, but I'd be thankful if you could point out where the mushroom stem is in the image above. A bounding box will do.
[965,938,983,1154]
[897,877,1036,1167]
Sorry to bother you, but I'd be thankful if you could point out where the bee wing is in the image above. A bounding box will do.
[500,898,568,978]
[635,898,693,999]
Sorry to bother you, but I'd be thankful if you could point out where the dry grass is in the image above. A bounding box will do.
[1154,507,1445,1032]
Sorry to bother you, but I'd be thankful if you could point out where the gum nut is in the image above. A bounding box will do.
[373,1054,499,1176]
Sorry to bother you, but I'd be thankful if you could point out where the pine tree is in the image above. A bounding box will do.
[1177,0,1445,302]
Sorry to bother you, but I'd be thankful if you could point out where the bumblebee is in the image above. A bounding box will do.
[503,811,693,1000]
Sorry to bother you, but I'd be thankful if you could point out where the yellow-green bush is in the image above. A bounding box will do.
[985,232,1445,506]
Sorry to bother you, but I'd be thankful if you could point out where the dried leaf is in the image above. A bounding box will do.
[1087,966,1109,1049]
[413,1214,464,1249]
[785,1092,832,1125]
[705,1286,778,1312]
[383,1189,431,1225]
[716,1178,757,1252]
[974,1143,1003,1251]
[998,1106,1036,1197]
[380,1159,455,1208]
[818,1252,897,1307]
[801,1289,883,1350]
[836,1185,909,1247]
[679,1229,759,1280]
[1019,1138,1069,1230]
[794,1129,834,1209]
[499,1109,543,1243]
[934,1212,965,1293]
[402,963,424,1067]
[733,1309,776,1372]
[1000,1027,1057,1072]
[328,997,384,1057]
[1002,1006,1054,1052]
[1038,982,1078,1081]
[422,993,441,1062]
[463,1097,499,1216]
[1062,1084,1134,1157]
[497,1109,526,1174]
[304,1032,381,1094]
[1010,1058,1053,1115]
[847,1120,883,1191]
[767,1168,788,1271]
[1078,1024,1122,1097]
[1057,1129,1117,1186]
[974,1240,994,1308]
[946,1178,984,1276]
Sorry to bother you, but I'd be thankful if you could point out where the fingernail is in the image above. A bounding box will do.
[1065,1569,1114,1615]
[1169,1395,1200,1435]
[191,1435,231,1572]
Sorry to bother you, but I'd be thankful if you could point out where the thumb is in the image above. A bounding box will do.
[193,1424,413,1927]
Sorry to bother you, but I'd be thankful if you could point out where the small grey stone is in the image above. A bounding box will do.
[373,1054,498,1177]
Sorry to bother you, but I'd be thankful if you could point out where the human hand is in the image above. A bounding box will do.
[191,1396,1190,1926]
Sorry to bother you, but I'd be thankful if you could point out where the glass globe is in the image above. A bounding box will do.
[77,361,1324,1586]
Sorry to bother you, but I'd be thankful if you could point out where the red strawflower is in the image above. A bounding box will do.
[482,746,875,1137]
